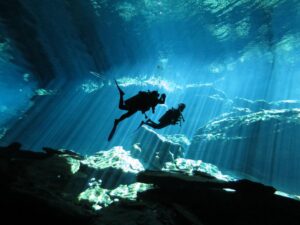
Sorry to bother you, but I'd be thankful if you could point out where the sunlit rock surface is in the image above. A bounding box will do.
[132,126,184,169]
[163,158,235,182]
[79,181,151,210]
[165,134,191,149]
[189,108,300,194]
[81,146,144,188]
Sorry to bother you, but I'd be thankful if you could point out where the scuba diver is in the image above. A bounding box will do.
[139,103,186,129]
[108,80,166,141]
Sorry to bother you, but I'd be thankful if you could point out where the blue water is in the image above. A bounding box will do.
[1,0,300,194]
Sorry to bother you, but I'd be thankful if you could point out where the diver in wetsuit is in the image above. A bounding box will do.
[108,80,166,141]
[139,103,186,129]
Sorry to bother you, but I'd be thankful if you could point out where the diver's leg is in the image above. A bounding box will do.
[144,120,165,129]
[108,110,136,141]
[145,119,159,126]
[145,118,169,129]
[152,123,167,129]
[117,110,136,122]
[115,79,128,110]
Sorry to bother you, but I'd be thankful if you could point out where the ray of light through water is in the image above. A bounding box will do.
[1,0,300,195]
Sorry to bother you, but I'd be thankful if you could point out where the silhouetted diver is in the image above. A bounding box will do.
[139,103,186,129]
[108,80,166,141]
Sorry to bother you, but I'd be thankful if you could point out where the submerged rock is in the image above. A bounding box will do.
[188,109,300,194]
[136,170,300,225]
[43,146,83,159]
[79,181,151,210]
[132,126,184,170]
[0,144,91,225]
[271,99,300,109]
[233,97,271,111]
[80,146,144,188]
[163,158,234,182]
[0,144,147,212]
[1,143,300,225]
[233,98,300,112]
[165,134,191,149]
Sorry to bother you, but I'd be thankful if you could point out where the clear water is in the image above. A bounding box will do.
[0,0,300,195]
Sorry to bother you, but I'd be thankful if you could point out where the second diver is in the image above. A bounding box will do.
[138,103,186,129]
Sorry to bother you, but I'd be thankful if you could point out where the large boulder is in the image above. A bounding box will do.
[188,109,300,194]
[131,126,184,170]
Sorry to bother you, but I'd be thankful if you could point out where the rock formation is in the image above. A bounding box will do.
[188,109,300,194]
[132,126,184,169]
[1,142,300,225]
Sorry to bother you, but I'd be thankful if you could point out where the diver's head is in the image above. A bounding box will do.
[160,93,166,99]
[158,93,166,104]
[178,103,186,112]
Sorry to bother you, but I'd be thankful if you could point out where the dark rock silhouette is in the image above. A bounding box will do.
[1,143,300,225]
[137,170,300,225]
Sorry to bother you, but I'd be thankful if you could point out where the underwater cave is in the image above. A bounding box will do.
[1,0,300,224]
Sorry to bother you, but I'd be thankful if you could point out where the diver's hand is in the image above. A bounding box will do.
[181,114,185,122]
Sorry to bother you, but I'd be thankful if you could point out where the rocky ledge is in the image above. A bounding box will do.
[188,109,300,194]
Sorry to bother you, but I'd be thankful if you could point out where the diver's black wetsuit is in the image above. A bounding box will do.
[140,103,185,130]
[108,80,166,141]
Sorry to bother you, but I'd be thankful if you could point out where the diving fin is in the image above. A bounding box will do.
[108,120,118,141]
[114,79,125,96]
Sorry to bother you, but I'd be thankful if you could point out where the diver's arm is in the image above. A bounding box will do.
[152,106,155,114]
[142,110,148,119]
[159,94,166,104]
[181,113,185,122]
